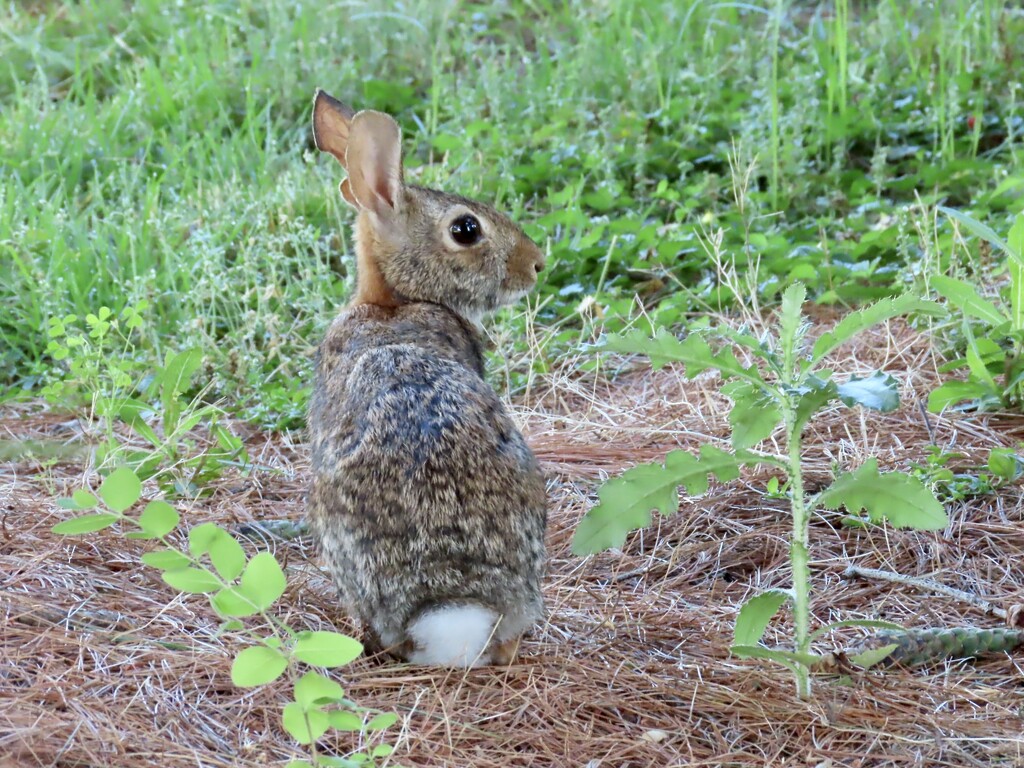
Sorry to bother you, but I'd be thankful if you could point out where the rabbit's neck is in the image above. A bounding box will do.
[352,217,403,308]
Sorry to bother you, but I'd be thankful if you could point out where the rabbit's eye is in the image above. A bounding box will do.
[449,214,482,246]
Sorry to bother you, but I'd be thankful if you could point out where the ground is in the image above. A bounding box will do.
[3,319,1022,767]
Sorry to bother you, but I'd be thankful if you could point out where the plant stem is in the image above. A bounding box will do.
[783,402,811,699]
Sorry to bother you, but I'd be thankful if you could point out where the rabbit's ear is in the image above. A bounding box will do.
[346,110,404,218]
[312,89,356,166]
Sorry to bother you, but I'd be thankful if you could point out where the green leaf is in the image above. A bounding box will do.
[778,282,806,371]
[141,549,191,570]
[849,643,898,669]
[210,587,261,618]
[812,295,942,362]
[162,566,222,594]
[328,711,364,731]
[793,376,838,433]
[52,513,119,535]
[931,275,1005,326]
[723,381,781,449]
[988,448,1021,482]
[836,372,900,412]
[208,532,246,581]
[371,744,395,758]
[286,762,316,768]
[136,500,180,538]
[963,324,998,388]
[238,552,287,609]
[730,644,820,669]
[571,446,749,554]
[188,522,223,556]
[72,489,98,509]
[283,702,330,744]
[292,631,364,667]
[809,618,905,641]
[601,328,762,383]
[231,645,288,687]
[927,380,992,412]
[99,466,142,513]
[733,590,789,646]
[366,713,398,731]
[1009,218,1024,331]
[294,671,346,709]
[817,459,948,530]
[937,206,1018,266]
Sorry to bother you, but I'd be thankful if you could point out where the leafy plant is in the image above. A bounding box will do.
[53,466,397,767]
[910,445,1023,502]
[573,286,948,698]
[43,304,247,494]
[929,208,1024,411]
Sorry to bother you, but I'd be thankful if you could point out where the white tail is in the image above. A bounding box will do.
[407,604,497,667]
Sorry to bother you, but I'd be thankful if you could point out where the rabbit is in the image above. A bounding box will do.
[306,89,548,667]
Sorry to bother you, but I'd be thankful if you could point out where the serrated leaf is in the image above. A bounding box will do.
[809,619,905,641]
[52,513,119,535]
[162,566,222,594]
[818,459,948,530]
[136,500,180,538]
[734,590,789,646]
[793,376,839,433]
[812,295,943,362]
[99,466,142,513]
[238,551,286,609]
[723,381,781,449]
[836,372,900,412]
[572,446,748,554]
[292,631,363,668]
[779,282,807,370]
[601,328,762,383]
[366,713,398,731]
[294,671,346,709]
[283,702,331,744]
[931,275,1005,326]
[210,587,261,618]
[231,645,288,687]
[849,643,898,669]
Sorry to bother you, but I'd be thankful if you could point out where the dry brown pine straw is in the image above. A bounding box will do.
[2,317,1023,767]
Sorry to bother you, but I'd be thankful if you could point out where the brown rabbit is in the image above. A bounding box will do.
[307,90,547,666]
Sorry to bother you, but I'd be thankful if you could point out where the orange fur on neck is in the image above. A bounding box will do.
[351,212,402,308]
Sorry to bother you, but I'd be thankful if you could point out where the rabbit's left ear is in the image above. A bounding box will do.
[311,89,356,166]
[345,110,404,219]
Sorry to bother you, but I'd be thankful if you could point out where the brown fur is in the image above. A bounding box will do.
[307,90,548,666]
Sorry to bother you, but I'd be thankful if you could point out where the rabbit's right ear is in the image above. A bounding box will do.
[345,110,404,220]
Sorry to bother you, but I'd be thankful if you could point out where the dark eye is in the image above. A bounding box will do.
[449,214,482,246]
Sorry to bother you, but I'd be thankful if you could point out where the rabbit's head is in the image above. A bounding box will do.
[312,90,545,320]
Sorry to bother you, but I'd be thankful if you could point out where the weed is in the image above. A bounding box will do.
[573,284,947,698]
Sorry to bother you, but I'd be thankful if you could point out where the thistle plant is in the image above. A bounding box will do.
[573,286,949,698]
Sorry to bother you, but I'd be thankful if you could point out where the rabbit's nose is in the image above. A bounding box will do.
[534,260,544,274]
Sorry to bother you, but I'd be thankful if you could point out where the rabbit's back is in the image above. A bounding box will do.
[308,302,546,655]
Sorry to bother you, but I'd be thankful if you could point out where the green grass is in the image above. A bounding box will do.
[3,0,1024,427]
